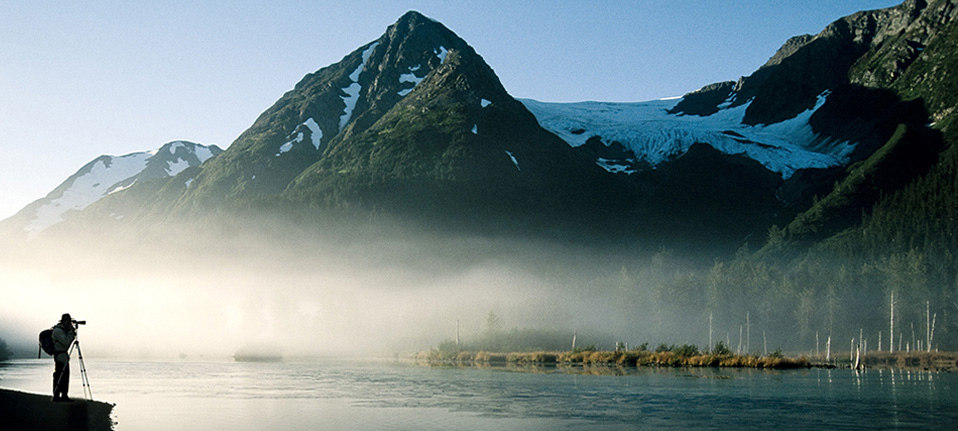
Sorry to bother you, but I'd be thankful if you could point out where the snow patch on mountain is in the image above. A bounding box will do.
[435,46,448,64]
[109,179,137,195]
[166,159,190,176]
[340,42,379,131]
[505,151,520,171]
[278,131,303,156]
[597,158,635,174]
[521,92,853,179]
[398,65,425,97]
[278,118,324,156]
[303,118,322,149]
[169,141,186,154]
[194,145,215,162]
[481,99,492,108]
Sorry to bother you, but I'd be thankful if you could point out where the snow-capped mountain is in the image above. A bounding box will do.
[167,10,632,236]
[6,2,956,252]
[3,141,221,237]
[175,11,477,206]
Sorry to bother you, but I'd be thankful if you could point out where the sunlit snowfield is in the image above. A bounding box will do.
[2,358,957,430]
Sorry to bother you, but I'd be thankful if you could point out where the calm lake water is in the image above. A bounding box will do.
[1,358,956,430]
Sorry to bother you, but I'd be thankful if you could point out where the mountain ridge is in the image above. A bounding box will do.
[4,4,957,256]
[1,141,221,237]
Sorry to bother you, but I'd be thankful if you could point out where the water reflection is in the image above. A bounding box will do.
[1,359,956,430]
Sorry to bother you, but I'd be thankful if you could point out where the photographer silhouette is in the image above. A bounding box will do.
[51,313,76,402]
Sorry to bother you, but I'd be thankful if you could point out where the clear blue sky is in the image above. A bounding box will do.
[0,1,900,219]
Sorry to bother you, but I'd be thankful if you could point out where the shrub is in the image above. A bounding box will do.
[712,341,732,355]
[573,344,597,354]
[673,344,700,358]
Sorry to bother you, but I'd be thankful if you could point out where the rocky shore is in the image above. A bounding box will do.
[0,389,114,431]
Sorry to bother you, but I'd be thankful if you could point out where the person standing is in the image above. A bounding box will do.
[51,313,76,402]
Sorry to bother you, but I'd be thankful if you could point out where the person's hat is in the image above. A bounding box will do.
[61,313,72,322]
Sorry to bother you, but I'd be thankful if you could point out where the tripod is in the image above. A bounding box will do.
[55,333,93,401]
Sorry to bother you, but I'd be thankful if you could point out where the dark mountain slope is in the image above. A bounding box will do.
[284,27,637,235]
[175,12,473,210]
[775,0,958,243]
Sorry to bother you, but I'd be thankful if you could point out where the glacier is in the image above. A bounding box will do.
[520,93,855,179]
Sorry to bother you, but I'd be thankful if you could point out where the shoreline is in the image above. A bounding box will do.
[412,349,958,372]
[0,388,114,431]
[861,351,958,372]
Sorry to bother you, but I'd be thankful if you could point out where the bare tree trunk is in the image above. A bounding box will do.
[708,312,713,354]
[930,313,937,352]
[746,311,750,355]
[850,338,855,363]
[826,335,831,363]
[890,291,895,353]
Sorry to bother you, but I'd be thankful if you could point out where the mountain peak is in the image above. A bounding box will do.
[175,10,510,206]
[393,10,438,28]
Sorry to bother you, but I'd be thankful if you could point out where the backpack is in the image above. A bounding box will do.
[38,328,55,358]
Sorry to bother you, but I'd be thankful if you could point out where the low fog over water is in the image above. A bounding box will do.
[2,217,710,359]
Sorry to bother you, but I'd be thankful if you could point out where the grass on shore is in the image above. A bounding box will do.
[417,348,810,369]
